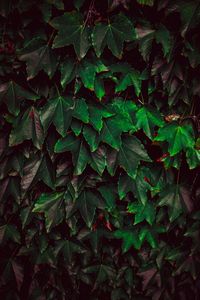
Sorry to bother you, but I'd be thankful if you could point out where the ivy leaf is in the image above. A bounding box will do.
[98,184,116,210]
[0,224,20,244]
[54,239,85,264]
[118,170,151,204]
[99,117,123,150]
[99,100,136,150]
[186,147,200,169]
[60,57,108,91]
[0,81,39,116]
[136,24,171,61]
[83,264,115,290]
[114,229,141,252]
[40,96,74,137]
[55,134,106,175]
[71,119,83,136]
[33,192,65,232]
[118,135,151,179]
[77,228,107,254]
[136,106,164,139]
[158,185,186,222]
[88,102,114,132]
[73,98,89,123]
[60,58,77,88]
[83,125,100,152]
[21,153,55,197]
[55,135,90,175]
[128,201,156,225]
[51,12,91,59]
[75,190,100,227]
[18,37,57,80]
[136,26,155,61]
[154,123,195,156]
[139,225,165,248]
[9,107,44,149]
[89,145,107,175]
[155,25,172,58]
[79,58,108,91]
[177,0,200,37]
[92,14,135,58]
[0,177,20,204]
[115,67,142,96]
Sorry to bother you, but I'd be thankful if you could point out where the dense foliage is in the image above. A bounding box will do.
[0,0,200,299]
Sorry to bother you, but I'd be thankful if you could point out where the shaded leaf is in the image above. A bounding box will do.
[9,107,44,149]
[92,14,135,58]
[18,37,57,80]
[51,11,91,59]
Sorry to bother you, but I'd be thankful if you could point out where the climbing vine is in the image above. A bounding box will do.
[0,0,200,299]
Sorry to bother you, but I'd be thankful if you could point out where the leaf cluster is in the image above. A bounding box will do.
[0,0,200,299]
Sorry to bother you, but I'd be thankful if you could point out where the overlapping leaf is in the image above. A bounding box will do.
[51,12,91,59]
[92,14,136,58]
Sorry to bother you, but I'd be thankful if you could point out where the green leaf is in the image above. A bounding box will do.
[128,201,156,225]
[51,12,91,59]
[136,26,155,61]
[79,58,108,91]
[83,125,100,152]
[136,106,164,139]
[114,229,141,252]
[60,58,77,89]
[88,103,114,132]
[83,264,115,289]
[92,14,135,58]
[99,100,136,150]
[60,57,108,91]
[118,167,151,204]
[89,146,107,175]
[155,25,172,58]
[33,192,65,232]
[118,135,151,179]
[40,96,74,137]
[71,119,83,136]
[154,123,195,156]
[136,24,171,60]
[55,134,106,175]
[18,37,57,80]
[73,98,89,123]
[9,107,44,149]
[76,190,100,227]
[0,224,20,244]
[186,147,200,169]
[54,239,85,264]
[177,0,200,36]
[158,185,185,222]
[54,134,79,153]
[98,184,116,210]
[138,225,165,248]
[21,153,55,197]
[115,68,142,96]
[0,81,39,116]
[73,140,90,175]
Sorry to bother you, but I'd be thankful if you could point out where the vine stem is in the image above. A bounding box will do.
[47,29,56,46]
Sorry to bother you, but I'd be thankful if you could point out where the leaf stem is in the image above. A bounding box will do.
[55,84,61,97]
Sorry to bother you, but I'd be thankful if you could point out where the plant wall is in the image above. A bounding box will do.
[0,0,200,299]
